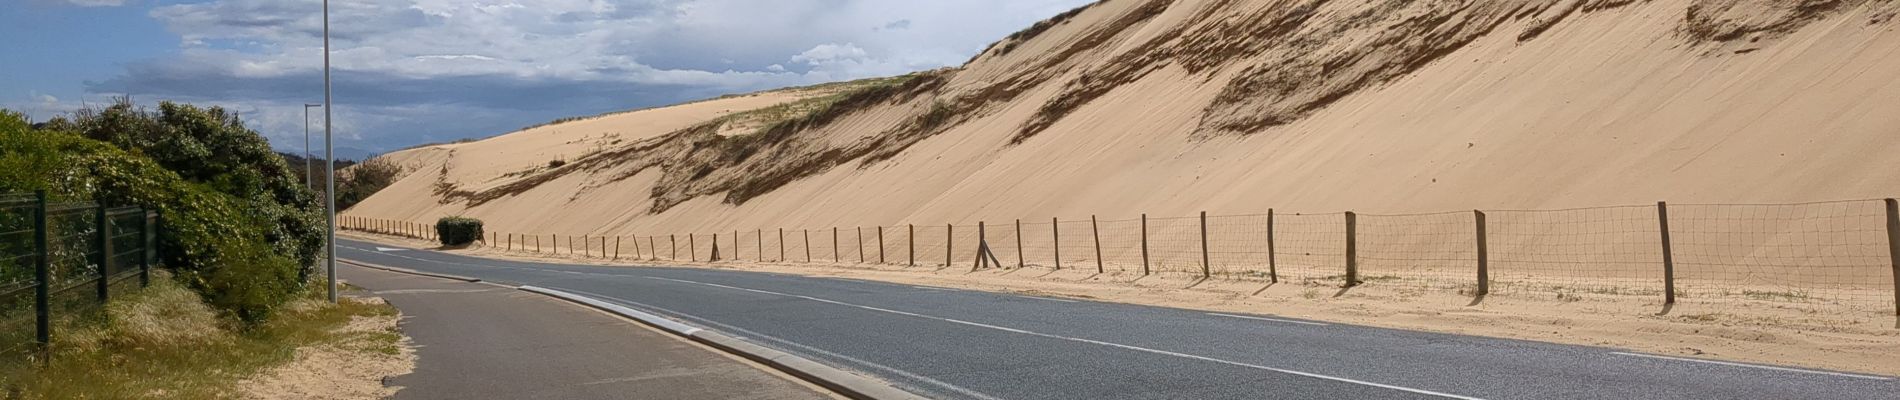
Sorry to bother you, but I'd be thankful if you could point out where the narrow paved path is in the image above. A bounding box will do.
[340,264,835,400]
[339,238,1900,400]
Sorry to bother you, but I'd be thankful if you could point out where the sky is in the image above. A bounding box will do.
[0,0,1093,157]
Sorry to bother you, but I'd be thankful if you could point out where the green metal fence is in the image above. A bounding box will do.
[1,191,158,356]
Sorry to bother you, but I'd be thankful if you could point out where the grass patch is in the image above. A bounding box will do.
[0,273,398,399]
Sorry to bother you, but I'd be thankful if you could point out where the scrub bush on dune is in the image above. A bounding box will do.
[436,217,484,247]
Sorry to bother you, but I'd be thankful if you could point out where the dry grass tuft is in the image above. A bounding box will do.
[0,274,403,399]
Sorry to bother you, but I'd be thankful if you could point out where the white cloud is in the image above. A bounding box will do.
[791,43,871,65]
[97,0,1098,152]
[63,0,125,7]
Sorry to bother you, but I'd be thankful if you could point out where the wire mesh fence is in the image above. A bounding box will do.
[0,192,159,358]
[344,197,1900,314]
[1356,211,1480,293]
[1487,205,1665,297]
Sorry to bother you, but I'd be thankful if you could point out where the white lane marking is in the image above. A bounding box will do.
[1017,295,1078,303]
[645,277,1479,399]
[376,289,499,295]
[555,288,1005,400]
[376,247,409,252]
[1609,352,1893,381]
[911,286,956,291]
[1207,313,1330,326]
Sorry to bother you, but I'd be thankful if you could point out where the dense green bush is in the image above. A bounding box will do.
[58,100,325,280]
[435,217,484,247]
[0,109,304,323]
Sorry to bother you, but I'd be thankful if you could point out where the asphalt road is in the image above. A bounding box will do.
[340,263,833,400]
[336,238,1899,400]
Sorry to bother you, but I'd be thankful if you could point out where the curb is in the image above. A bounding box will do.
[338,259,483,283]
[519,286,925,400]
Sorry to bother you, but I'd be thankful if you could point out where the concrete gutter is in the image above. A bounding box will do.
[520,286,926,400]
[338,259,483,283]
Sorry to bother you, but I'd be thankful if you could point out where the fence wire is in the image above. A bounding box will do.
[1357,212,1480,292]
[1487,206,1664,297]
[1275,212,1349,287]
[1671,201,1891,306]
[347,197,1900,313]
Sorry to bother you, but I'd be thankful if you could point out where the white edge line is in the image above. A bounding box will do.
[1018,295,1079,303]
[1207,312,1330,326]
[1609,352,1893,381]
[557,288,1006,400]
[519,285,703,336]
[643,276,1477,400]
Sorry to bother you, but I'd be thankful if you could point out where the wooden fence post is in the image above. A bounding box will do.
[691,234,698,261]
[1141,214,1150,275]
[1658,201,1676,304]
[615,237,622,260]
[734,231,740,261]
[857,227,865,263]
[975,221,986,270]
[1091,215,1103,274]
[803,229,812,262]
[1345,211,1358,287]
[1885,199,1899,323]
[710,233,720,262]
[1475,210,1489,297]
[757,229,764,262]
[671,234,678,260]
[1015,219,1024,269]
[833,227,840,263]
[648,236,657,260]
[946,224,953,267]
[907,224,915,267]
[878,226,886,264]
[1200,211,1211,278]
[1267,209,1278,283]
[1053,218,1062,270]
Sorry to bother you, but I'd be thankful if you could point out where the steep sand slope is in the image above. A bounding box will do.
[349,0,1900,236]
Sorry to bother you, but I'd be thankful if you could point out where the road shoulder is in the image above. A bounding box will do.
[339,263,838,400]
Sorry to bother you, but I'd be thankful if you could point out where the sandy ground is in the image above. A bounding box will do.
[348,231,1900,377]
[237,295,416,400]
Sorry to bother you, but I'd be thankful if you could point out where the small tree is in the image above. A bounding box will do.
[436,217,484,247]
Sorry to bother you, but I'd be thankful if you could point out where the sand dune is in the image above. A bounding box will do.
[351,0,1900,237]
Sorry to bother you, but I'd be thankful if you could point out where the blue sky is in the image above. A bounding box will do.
[0,0,1092,157]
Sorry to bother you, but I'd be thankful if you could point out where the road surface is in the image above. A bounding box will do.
[340,263,834,400]
[336,238,1898,400]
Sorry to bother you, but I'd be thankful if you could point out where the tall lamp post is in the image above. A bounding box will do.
[303,104,321,190]
[323,0,338,303]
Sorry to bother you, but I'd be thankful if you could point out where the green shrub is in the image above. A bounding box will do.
[64,99,325,279]
[435,217,483,247]
[0,110,303,323]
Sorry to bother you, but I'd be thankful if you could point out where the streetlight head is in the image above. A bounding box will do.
[306,104,323,108]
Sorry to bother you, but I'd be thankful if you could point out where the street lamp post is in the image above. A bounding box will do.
[303,104,321,190]
[323,0,337,303]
